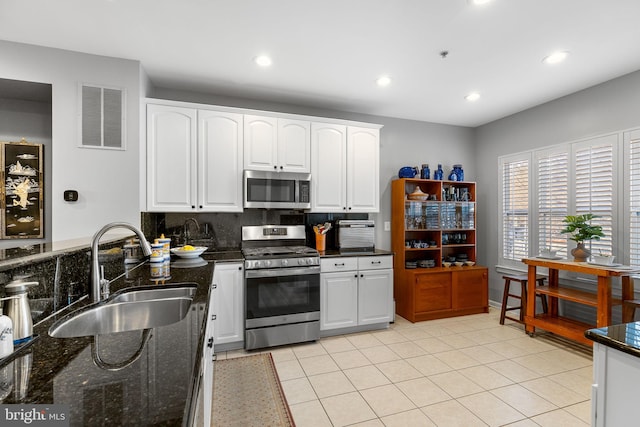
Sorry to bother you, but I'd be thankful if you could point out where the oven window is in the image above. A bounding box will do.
[246,273,319,319]
[246,178,295,203]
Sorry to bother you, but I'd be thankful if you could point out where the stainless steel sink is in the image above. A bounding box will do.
[49,284,197,338]
[109,283,197,303]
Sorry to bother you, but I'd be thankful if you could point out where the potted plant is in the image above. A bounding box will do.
[560,214,605,261]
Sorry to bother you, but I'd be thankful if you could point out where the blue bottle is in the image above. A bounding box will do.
[421,164,430,180]
[434,164,443,180]
[448,169,458,181]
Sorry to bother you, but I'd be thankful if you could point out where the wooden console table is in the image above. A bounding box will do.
[521,258,639,346]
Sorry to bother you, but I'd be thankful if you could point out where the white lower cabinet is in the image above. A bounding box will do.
[198,300,214,427]
[592,341,640,426]
[212,262,244,349]
[320,255,393,332]
[198,262,243,427]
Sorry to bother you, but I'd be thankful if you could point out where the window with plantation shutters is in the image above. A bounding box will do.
[499,131,629,270]
[536,149,569,259]
[573,136,615,257]
[499,155,530,264]
[627,129,640,267]
[79,83,125,149]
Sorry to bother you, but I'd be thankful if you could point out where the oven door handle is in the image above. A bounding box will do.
[245,266,320,279]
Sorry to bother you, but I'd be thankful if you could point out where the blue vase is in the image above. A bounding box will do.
[453,164,464,181]
[434,164,443,180]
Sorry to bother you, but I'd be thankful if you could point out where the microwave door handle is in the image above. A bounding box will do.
[295,180,300,204]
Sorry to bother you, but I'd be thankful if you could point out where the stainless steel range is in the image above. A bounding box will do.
[242,225,320,350]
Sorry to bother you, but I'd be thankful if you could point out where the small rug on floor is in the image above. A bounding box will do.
[212,353,295,427]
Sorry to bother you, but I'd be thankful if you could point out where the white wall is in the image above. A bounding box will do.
[475,69,640,302]
[0,40,143,242]
[150,87,477,250]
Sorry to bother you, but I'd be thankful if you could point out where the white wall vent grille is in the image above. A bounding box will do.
[79,84,125,150]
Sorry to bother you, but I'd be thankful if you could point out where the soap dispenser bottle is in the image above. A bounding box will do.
[0,303,13,358]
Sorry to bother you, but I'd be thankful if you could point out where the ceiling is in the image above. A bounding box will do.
[2,0,640,127]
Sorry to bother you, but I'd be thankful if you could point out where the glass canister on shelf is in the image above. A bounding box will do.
[448,168,458,181]
[420,164,430,180]
[434,164,444,180]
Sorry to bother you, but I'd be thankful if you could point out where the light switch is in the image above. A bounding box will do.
[384,221,390,231]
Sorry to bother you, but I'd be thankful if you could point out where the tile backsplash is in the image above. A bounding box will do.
[142,210,368,251]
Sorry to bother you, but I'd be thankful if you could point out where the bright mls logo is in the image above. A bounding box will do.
[1,405,69,426]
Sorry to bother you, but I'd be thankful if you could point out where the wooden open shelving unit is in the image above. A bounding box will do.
[391,178,489,322]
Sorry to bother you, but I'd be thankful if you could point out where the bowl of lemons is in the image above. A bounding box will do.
[170,245,207,259]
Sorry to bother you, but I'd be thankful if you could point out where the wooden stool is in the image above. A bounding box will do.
[499,274,548,325]
[623,299,640,323]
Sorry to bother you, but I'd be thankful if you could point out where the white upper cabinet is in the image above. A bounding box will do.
[311,123,347,212]
[147,104,197,211]
[244,115,310,173]
[311,123,379,213]
[146,103,243,212]
[347,126,380,213]
[146,99,381,213]
[198,109,243,212]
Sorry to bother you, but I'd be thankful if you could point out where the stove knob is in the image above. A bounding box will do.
[254,260,262,268]
[298,258,305,265]
[306,258,313,265]
[265,260,272,267]
[281,259,289,267]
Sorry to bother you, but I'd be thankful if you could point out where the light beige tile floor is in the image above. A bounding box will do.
[220,308,593,426]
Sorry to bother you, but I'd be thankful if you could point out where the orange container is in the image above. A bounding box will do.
[315,233,326,252]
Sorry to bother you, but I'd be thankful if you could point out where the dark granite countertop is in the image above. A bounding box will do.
[586,322,640,359]
[0,251,239,426]
[320,249,394,258]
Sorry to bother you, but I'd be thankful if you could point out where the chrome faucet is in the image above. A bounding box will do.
[183,218,200,242]
[91,222,152,303]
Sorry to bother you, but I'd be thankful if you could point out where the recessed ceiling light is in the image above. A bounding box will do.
[376,75,392,87]
[468,0,493,5]
[543,51,568,65]
[254,55,272,67]
[465,92,480,102]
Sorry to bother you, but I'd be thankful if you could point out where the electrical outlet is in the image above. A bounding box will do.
[384,221,391,231]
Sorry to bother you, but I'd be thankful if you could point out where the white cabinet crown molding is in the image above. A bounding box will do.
[144,97,383,130]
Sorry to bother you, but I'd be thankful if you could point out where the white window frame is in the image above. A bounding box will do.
[498,152,532,269]
[534,144,570,260]
[624,128,640,266]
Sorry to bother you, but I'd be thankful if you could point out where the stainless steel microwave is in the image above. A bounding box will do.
[244,170,311,209]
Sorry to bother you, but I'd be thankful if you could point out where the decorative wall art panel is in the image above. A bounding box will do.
[1,139,44,239]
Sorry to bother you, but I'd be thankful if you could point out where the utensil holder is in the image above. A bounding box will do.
[315,234,326,252]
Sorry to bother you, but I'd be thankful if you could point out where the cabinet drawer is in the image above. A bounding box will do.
[357,255,393,271]
[321,257,358,272]
[415,272,452,312]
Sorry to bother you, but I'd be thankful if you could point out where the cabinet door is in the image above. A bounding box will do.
[244,115,278,171]
[347,127,380,212]
[146,104,197,211]
[415,273,452,312]
[198,110,244,212]
[278,119,310,173]
[358,269,393,325]
[452,268,488,309]
[212,263,244,345]
[201,301,214,427]
[311,123,347,212]
[320,271,358,330]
